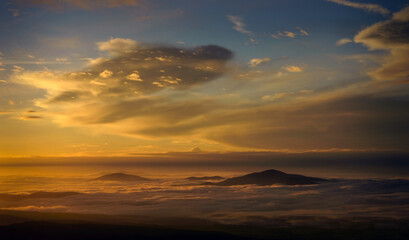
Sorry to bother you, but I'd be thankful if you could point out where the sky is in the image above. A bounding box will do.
[0,0,409,158]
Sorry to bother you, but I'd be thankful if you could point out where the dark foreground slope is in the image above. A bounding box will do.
[0,221,254,240]
[211,169,325,186]
[0,219,408,240]
[0,210,408,240]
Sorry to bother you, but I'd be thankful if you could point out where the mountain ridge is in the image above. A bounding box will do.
[206,169,326,186]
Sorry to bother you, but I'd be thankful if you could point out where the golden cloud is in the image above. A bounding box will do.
[355,7,409,82]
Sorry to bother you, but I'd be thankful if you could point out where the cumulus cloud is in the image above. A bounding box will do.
[97,37,139,55]
[282,65,304,72]
[336,38,352,46]
[99,69,113,78]
[249,57,270,67]
[354,7,409,82]
[14,0,143,10]
[327,0,390,16]
[227,15,253,35]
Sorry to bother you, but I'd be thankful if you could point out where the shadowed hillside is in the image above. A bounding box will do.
[186,176,224,181]
[90,173,151,182]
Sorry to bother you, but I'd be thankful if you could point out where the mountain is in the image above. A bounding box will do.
[91,173,151,182]
[186,176,224,181]
[208,169,325,186]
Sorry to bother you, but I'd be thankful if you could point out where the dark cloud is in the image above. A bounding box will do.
[43,43,233,103]
[206,94,409,150]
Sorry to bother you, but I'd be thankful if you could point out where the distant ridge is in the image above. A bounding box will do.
[207,169,326,186]
[186,176,224,181]
[91,173,151,182]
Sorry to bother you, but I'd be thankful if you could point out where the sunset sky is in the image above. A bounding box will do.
[1,0,408,158]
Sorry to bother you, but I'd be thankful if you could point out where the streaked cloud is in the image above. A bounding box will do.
[262,92,292,101]
[297,27,309,36]
[327,0,389,16]
[12,65,24,73]
[12,115,43,121]
[56,57,69,63]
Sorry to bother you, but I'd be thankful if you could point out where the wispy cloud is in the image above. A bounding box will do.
[271,27,309,39]
[327,0,390,16]
[12,115,43,121]
[227,15,253,35]
[297,27,309,36]
[336,38,353,46]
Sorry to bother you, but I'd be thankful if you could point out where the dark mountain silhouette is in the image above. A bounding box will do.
[0,192,80,202]
[186,176,224,181]
[208,169,326,186]
[91,173,151,182]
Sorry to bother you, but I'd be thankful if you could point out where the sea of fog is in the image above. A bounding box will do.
[0,165,408,226]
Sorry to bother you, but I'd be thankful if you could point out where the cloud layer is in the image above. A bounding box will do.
[0,173,408,224]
